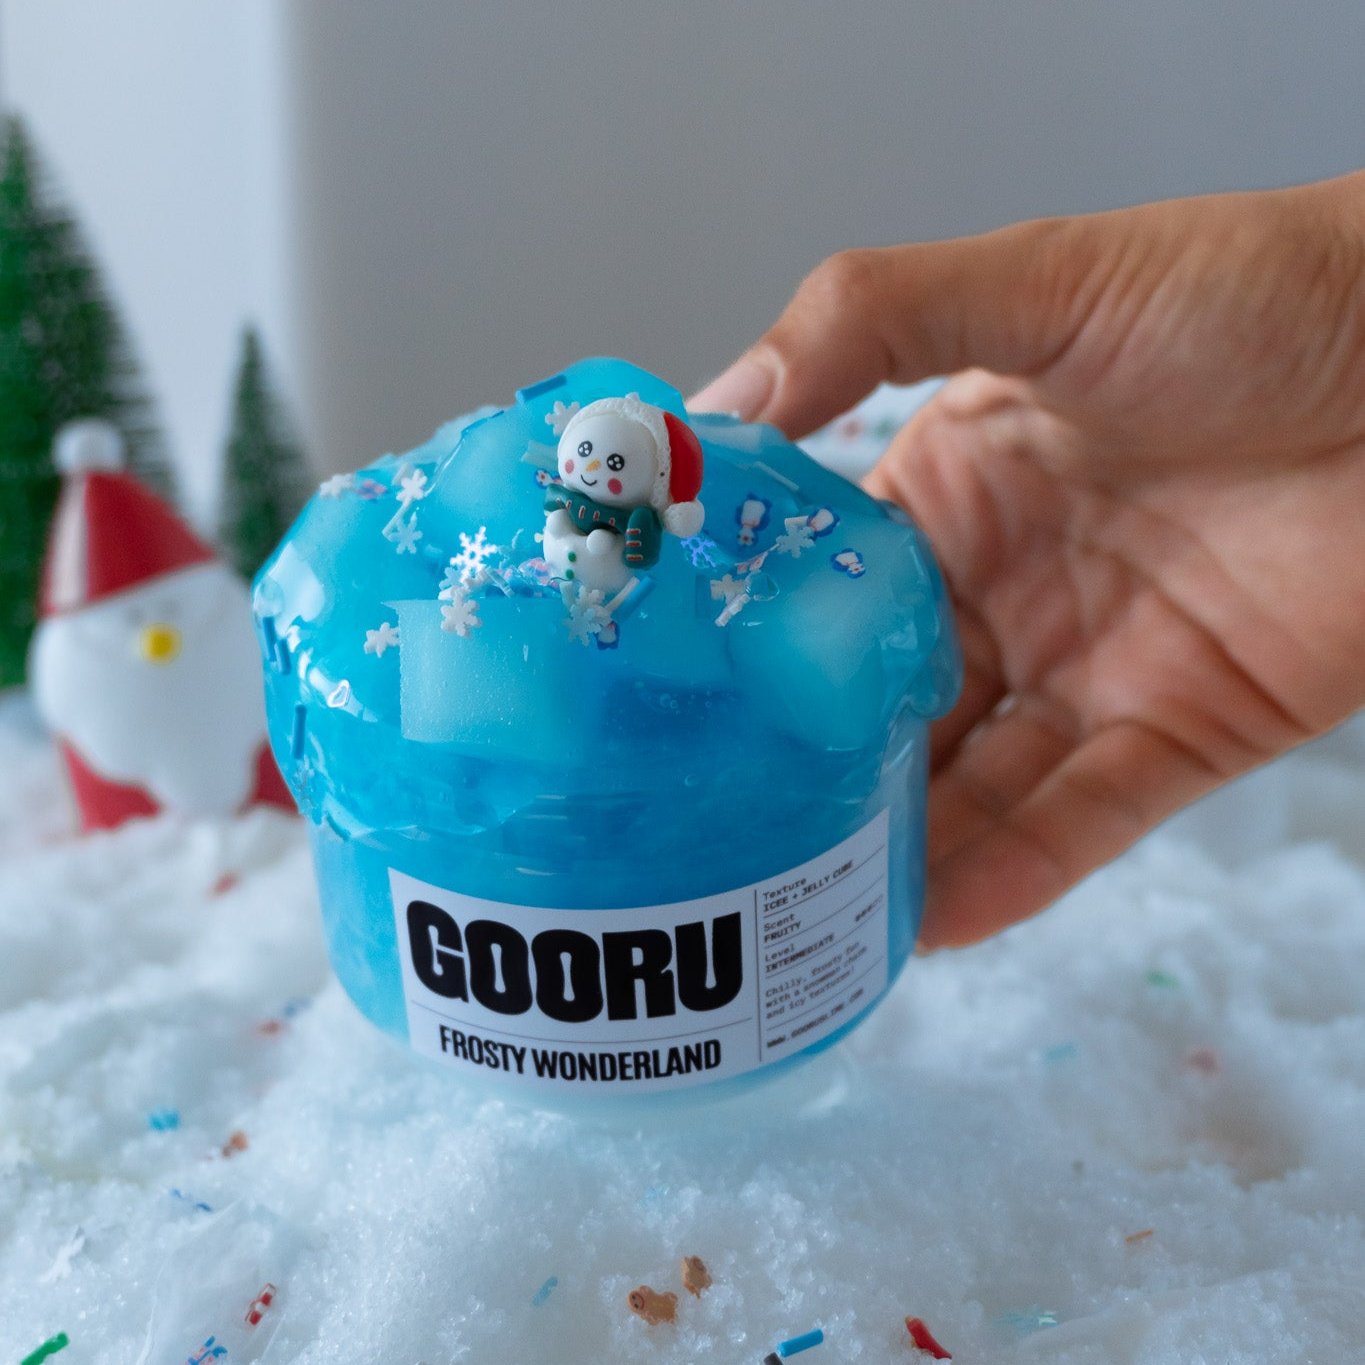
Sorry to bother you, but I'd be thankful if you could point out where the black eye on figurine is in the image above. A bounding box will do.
[577,440,592,458]
[607,453,625,471]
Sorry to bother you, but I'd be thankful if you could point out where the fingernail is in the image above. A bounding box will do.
[687,352,777,420]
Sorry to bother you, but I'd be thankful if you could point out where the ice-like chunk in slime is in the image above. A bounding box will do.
[254,357,960,1106]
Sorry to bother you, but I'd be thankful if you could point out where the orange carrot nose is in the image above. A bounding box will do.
[585,458,602,472]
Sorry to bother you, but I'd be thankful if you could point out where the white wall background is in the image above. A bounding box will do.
[0,0,293,525]
[3,0,1364,498]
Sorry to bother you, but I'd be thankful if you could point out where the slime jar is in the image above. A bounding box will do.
[255,358,960,1104]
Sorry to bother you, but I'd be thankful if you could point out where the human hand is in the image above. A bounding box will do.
[691,173,1365,948]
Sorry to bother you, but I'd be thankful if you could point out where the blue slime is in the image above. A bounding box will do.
[254,358,960,1104]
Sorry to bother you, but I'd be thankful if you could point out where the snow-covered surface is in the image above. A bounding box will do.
[3,689,1365,1364]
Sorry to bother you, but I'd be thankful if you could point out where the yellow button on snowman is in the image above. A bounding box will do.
[541,394,705,597]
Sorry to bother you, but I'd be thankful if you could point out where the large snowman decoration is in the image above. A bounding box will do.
[541,395,705,595]
[30,420,291,831]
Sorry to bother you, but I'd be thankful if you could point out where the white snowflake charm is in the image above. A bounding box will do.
[562,584,612,646]
[774,515,816,558]
[440,587,482,638]
[363,622,401,657]
[450,526,499,584]
[389,514,423,554]
[396,467,431,510]
[545,399,581,437]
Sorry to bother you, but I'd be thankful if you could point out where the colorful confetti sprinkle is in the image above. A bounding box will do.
[20,1334,69,1365]
[680,1254,712,1297]
[148,1107,181,1131]
[627,1285,677,1325]
[531,1276,558,1306]
[777,1327,824,1356]
[246,1281,278,1326]
[905,1317,952,1358]
[169,1188,214,1213]
[1000,1307,1059,1336]
[1185,1045,1222,1075]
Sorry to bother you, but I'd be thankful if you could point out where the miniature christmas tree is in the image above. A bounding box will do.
[217,327,311,579]
[0,117,170,687]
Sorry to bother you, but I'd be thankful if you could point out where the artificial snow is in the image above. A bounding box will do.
[2,691,1364,1363]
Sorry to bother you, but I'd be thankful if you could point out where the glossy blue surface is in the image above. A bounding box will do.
[254,357,960,1099]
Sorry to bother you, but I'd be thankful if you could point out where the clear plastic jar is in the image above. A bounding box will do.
[255,358,960,1106]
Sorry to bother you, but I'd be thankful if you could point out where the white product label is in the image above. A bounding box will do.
[389,808,889,1093]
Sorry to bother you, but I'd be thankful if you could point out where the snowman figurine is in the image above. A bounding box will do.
[542,395,705,595]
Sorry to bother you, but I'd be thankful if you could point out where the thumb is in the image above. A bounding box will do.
[689,218,1093,439]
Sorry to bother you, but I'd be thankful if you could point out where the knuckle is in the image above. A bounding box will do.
[800,248,885,316]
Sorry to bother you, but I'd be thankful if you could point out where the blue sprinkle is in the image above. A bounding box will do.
[169,1188,213,1213]
[531,1276,558,1306]
[777,1328,824,1356]
[1000,1307,1059,1336]
[148,1108,181,1131]
[1041,1042,1079,1064]
[517,374,566,402]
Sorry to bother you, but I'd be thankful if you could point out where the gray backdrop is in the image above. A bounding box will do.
[286,1,1365,469]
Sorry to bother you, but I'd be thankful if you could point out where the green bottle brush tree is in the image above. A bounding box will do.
[0,117,169,687]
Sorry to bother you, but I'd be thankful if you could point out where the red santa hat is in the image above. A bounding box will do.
[40,419,217,617]
[657,410,705,538]
[562,395,705,538]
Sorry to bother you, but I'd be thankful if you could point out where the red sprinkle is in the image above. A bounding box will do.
[211,872,240,897]
[906,1317,952,1359]
[222,1130,249,1157]
[246,1281,277,1325]
[1185,1046,1221,1075]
